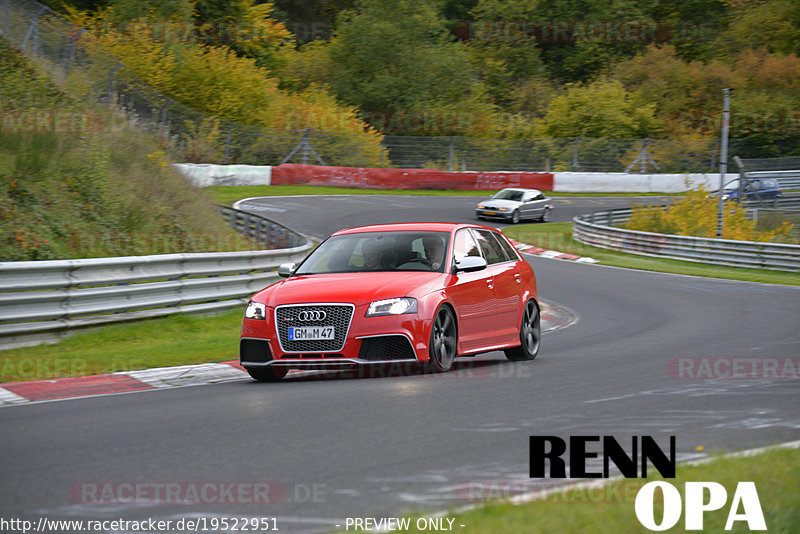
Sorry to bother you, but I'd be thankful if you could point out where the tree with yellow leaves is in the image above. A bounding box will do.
[627,187,795,243]
[65,1,384,164]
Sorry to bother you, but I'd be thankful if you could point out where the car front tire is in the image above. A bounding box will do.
[540,207,552,222]
[246,366,288,382]
[504,300,541,361]
[425,306,457,373]
[511,210,520,224]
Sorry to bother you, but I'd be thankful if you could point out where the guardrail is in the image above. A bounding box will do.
[573,209,800,272]
[0,214,313,349]
[217,205,308,249]
[746,170,800,190]
[742,195,800,210]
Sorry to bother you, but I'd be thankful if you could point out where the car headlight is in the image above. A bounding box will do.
[721,194,730,200]
[366,298,418,317]
[498,207,509,212]
[477,205,486,209]
[245,301,267,320]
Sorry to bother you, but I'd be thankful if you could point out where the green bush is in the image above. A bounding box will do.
[0,39,257,260]
[627,188,797,243]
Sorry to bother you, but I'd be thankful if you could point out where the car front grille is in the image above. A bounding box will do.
[275,304,354,353]
[240,338,272,364]
[358,335,417,361]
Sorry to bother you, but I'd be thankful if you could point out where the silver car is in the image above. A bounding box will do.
[476,188,554,224]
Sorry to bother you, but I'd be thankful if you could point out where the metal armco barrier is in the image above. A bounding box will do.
[735,157,800,191]
[742,196,800,210]
[0,227,313,349]
[573,209,800,272]
[734,157,800,209]
[747,170,800,190]
[217,205,308,249]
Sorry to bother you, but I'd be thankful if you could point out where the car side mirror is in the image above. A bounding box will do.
[453,256,487,273]
[278,262,296,278]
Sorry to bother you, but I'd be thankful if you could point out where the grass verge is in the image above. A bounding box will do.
[0,309,244,383]
[504,223,800,286]
[206,185,674,207]
[0,39,255,261]
[395,445,799,533]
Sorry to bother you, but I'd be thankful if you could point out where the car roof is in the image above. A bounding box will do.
[725,178,781,189]
[332,222,500,236]
[499,187,541,194]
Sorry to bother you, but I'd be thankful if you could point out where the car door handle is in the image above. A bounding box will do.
[514,273,521,284]
[486,278,494,289]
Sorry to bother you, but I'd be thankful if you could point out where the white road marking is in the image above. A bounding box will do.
[0,387,30,405]
[123,363,249,388]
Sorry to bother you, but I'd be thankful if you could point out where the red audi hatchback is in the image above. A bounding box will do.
[240,223,540,381]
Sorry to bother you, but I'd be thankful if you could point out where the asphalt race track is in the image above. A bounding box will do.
[232,195,672,238]
[2,195,799,533]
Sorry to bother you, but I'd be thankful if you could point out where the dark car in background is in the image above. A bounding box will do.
[710,178,783,204]
[476,188,554,224]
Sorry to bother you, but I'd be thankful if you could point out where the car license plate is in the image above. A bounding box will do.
[484,211,496,215]
[288,326,335,341]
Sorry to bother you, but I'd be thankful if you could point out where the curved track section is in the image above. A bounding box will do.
[232,195,671,238]
[1,195,798,534]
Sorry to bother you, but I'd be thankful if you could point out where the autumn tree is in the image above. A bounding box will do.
[65,4,384,163]
[712,0,800,59]
[328,0,497,136]
[533,78,662,138]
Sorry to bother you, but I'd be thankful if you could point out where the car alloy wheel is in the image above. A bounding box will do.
[540,207,551,222]
[504,300,541,361]
[246,366,288,382]
[511,210,520,224]
[426,306,457,373]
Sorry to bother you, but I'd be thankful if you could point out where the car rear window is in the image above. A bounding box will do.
[472,229,507,265]
[493,232,521,261]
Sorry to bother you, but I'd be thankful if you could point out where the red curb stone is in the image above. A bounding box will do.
[222,360,246,371]
[2,374,152,402]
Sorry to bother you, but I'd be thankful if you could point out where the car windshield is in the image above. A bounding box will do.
[294,231,451,274]
[722,180,740,191]
[492,189,524,201]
